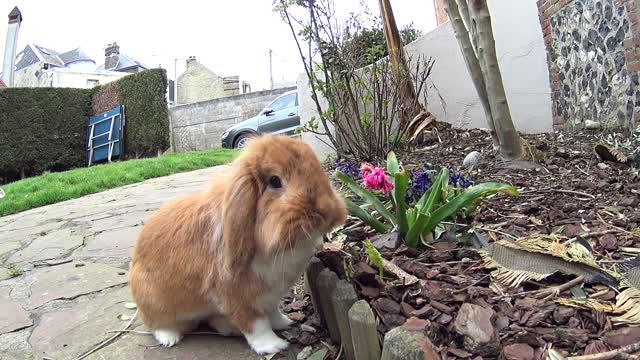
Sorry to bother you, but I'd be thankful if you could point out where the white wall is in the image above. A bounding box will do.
[297,0,553,159]
[14,63,127,88]
[406,0,552,133]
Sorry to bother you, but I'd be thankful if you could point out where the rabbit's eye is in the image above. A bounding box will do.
[268,176,282,189]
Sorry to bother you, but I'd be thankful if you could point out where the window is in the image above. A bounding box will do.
[87,79,100,88]
[268,93,297,112]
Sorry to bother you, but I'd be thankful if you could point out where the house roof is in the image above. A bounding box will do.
[97,53,148,72]
[59,48,95,65]
[14,44,96,71]
[0,79,7,88]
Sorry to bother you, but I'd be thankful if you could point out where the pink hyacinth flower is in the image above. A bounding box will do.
[361,164,394,195]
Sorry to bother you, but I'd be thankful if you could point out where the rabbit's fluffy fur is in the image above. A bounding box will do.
[129,135,347,354]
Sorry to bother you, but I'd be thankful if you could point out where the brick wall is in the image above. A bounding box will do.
[434,0,449,26]
[538,0,640,129]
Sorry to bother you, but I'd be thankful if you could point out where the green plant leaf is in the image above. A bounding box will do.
[422,167,448,215]
[423,183,518,235]
[570,285,587,301]
[405,168,448,247]
[364,239,385,279]
[386,151,399,175]
[118,314,132,321]
[336,172,395,225]
[344,198,388,233]
[307,348,328,360]
[391,171,409,234]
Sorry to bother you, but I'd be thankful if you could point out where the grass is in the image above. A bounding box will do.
[0,149,239,217]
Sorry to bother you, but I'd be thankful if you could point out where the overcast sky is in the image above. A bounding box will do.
[1,0,436,90]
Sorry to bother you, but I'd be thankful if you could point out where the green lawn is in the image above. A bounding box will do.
[0,149,239,217]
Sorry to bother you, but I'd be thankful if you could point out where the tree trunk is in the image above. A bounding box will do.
[379,0,424,128]
[443,0,499,149]
[468,0,526,160]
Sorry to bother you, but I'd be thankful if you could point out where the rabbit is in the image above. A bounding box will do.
[128,135,347,355]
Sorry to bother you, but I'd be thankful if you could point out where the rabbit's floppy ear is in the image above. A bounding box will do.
[221,164,259,277]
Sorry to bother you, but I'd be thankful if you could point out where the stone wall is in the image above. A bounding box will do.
[170,86,296,151]
[538,0,640,129]
[177,59,225,105]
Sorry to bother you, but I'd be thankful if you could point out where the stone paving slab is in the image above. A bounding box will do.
[0,166,282,359]
[0,288,32,334]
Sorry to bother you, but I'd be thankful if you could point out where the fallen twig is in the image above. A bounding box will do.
[474,226,518,240]
[75,310,138,360]
[536,275,585,300]
[453,275,490,294]
[553,189,596,199]
[567,340,640,360]
[563,229,621,245]
[597,213,639,238]
[494,276,586,301]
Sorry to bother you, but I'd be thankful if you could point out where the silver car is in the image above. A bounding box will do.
[221,90,300,149]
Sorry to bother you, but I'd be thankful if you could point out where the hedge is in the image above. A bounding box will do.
[92,68,170,158]
[0,69,170,183]
[0,88,92,181]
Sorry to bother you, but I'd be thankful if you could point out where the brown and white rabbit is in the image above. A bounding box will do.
[128,135,347,355]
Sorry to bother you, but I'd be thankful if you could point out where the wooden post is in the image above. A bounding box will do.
[316,268,341,343]
[381,325,441,360]
[348,300,381,360]
[304,257,326,325]
[330,280,358,360]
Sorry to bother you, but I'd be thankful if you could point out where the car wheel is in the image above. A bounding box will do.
[234,134,252,149]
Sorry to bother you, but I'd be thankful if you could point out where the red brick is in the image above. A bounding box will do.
[628,60,640,71]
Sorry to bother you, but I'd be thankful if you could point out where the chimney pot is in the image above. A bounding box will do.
[105,42,120,70]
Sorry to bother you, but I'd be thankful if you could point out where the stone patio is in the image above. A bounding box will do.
[0,166,267,359]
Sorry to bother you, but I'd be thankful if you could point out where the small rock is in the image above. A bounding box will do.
[381,313,406,327]
[585,120,602,129]
[299,324,316,333]
[598,234,618,250]
[298,331,319,345]
[597,162,609,169]
[436,313,452,325]
[620,197,639,207]
[373,298,402,314]
[503,343,534,360]
[286,299,307,312]
[562,203,578,212]
[448,347,472,358]
[454,303,499,354]
[463,151,483,168]
[404,317,430,331]
[360,286,380,298]
[584,340,609,354]
[578,180,597,190]
[370,232,400,251]
[287,311,306,322]
[495,315,510,331]
[553,307,574,325]
[604,327,640,348]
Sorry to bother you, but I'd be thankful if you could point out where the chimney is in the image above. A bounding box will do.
[186,56,197,68]
[105,42,120,70]
[2,7,23,87]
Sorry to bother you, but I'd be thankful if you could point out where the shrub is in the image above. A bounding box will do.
[110,68,170,157]
[0,87,92,181]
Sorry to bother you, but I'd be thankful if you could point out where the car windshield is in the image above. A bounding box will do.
[267,93,296,112]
